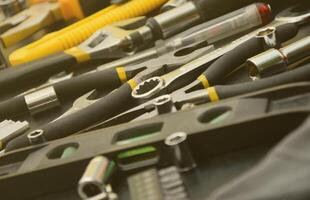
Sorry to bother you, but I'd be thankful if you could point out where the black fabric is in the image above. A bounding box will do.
[215,62,310,99]
[208,115,310,200]
[6,83,139,151]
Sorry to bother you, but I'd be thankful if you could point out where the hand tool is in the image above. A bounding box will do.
[9,0,168,65]
[0,40,211,121]
[2,16,301,151]
[0,2,271,98]
[247,35,310,78]
[97,2,272,72]
[0,0,111,48]
[78,156,111,199]
[2,85,310,199]
[0,119,29,150]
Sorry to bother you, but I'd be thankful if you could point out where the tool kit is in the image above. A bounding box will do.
[0,0,309,199]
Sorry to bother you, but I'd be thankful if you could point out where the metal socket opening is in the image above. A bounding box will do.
[132,77,164,99]
[81,182,103,199]
[27,129,46,145]
[154,95,172,106]
[165,132,187,146]
[27,129,44,140]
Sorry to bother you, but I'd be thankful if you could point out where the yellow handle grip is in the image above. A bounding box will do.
[58,0,84,20]
[9,0,168,66]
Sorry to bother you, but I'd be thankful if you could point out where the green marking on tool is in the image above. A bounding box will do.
[117,146,156,159]
[60,146,77,159]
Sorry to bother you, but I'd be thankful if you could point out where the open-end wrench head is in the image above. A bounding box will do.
[78,17,147,60]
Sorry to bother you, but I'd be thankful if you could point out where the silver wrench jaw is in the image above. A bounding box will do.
[78,17,147,60]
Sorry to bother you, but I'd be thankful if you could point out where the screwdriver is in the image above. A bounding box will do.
[0,0,111,48]
[113,0,272,53]
[9,0,169,65]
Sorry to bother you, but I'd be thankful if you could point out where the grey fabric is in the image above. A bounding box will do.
[208,115,310,200]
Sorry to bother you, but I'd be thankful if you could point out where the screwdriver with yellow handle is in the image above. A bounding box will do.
[0,0,111,48]
[9,0,168,65]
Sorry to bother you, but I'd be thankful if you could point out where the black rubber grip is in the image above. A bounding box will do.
[215,62,310,99]
[0,68,123,120]
[0,96,27,121]
[54,68,123,103]
[203,23,298,85]
[5,83,139,151]
[193,0,254,21]
[0,52,77,95]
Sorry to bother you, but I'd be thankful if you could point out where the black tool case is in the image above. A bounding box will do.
[0,1,309,200]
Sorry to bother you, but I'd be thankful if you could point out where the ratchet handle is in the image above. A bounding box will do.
[201,23,298,87]
[5,82,139,151]
[210,62,310,101]
[0,52,77,95]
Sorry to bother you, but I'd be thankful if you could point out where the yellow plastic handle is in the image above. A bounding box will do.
[10,0,168,66]
[58,0,84,20]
